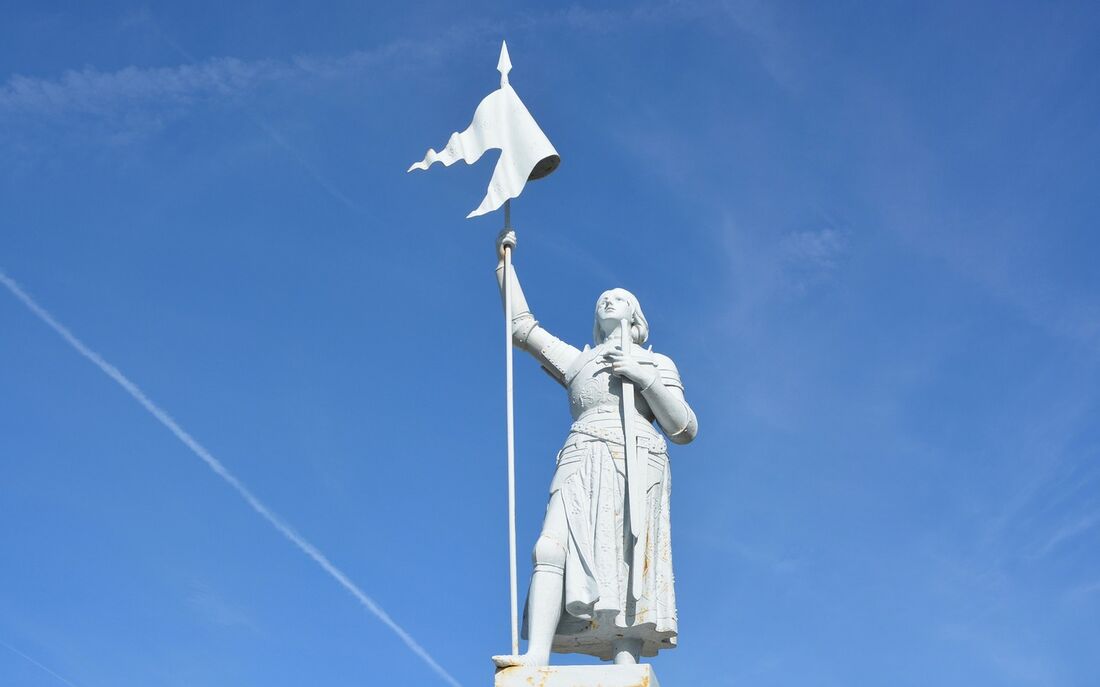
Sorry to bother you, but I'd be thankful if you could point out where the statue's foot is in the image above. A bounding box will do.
[492,653,545,668]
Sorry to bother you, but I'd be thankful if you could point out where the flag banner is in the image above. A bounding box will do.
[407,41,559,218]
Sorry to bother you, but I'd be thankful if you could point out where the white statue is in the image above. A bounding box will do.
[491,229,698,668]
[405,40,693,675]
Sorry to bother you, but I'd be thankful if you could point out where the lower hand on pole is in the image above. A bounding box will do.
[497,227,517,264]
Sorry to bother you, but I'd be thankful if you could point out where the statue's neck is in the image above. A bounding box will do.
[598,324,630,347]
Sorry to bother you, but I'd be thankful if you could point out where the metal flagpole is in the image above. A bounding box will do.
[503,198,520,655]
[406,41,559,657]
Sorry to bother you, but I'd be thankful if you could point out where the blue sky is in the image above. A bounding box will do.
[2,2,1098,686]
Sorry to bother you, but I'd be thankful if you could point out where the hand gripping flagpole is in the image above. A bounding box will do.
[407,41,559,656]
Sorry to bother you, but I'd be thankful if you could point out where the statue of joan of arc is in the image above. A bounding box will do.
[491,229,699,668]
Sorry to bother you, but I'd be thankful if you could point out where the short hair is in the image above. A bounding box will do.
[593,288,649,346]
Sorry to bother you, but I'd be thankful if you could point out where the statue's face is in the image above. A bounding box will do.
[596,289,633,332]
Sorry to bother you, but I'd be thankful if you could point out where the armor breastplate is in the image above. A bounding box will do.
[565,343,658,429]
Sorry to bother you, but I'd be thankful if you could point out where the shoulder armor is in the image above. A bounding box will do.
[563,344,600,386]
[652,352,684,391]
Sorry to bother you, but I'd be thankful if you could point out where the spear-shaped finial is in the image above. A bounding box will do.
[497,40,512,87]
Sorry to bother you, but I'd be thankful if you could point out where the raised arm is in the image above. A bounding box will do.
[495,230,581,385]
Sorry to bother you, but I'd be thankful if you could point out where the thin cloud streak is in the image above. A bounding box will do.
[0,57,287,116]
[0,27,473,121]
[153,29,371,217]
[0,639,81,687]
[0,270,462,687]
[1036,510,1100,559]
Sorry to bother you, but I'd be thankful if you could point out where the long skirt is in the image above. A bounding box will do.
[524,428,678,660]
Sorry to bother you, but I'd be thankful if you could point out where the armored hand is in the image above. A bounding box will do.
[603,346,659,389]
[496,228,517,263]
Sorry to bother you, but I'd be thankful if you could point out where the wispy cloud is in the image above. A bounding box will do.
[723,216,849,321]
[718,0,804,92]
[1065,577,1100,601]
[0,27,475,151]
[187,582,262,633]
[0,639,81,687]
[1034,510,1100,559]
[780,227,844,269]
[0,31,456,123]
[0,57,288,118]
[940,622,1058,685]
[0,270,462,687]
[686,530,802,575]
[778,227,847,296]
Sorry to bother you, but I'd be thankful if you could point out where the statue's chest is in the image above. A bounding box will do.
[565,345,656,419]
[568,365,620,415]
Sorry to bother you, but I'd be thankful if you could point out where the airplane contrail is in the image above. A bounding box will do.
[0,270,462,687]
[0,639,81,687]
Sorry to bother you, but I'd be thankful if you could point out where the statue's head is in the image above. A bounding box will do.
[593,288,649,346]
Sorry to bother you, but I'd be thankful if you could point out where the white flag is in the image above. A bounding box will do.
[407,41,560,218]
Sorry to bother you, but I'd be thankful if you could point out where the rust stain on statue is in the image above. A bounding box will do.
[528,667,552,687]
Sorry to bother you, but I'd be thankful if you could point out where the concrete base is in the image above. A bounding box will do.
[495,664,660,687]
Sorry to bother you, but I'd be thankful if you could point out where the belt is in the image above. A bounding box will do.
[569,421,667,455]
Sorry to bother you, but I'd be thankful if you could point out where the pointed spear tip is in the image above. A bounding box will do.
[497,40,512,85]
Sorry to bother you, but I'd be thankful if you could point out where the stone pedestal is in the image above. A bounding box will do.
[495,664,660,687]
